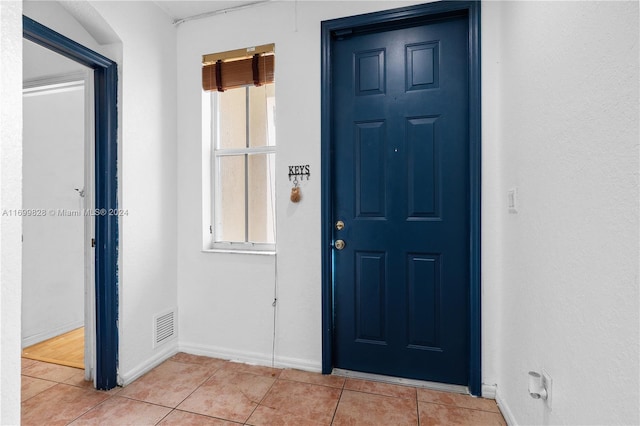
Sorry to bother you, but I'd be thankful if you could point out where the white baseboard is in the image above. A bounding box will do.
[118,343,178,387]
[118,342,322,388]
[22,320,84,348]
[496,389,517,426]
[482,383,497,399]
[178,341,322,373]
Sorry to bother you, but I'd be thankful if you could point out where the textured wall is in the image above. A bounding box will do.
[0,1,23,423]
[87,1,179,384]
[494,2,639,424]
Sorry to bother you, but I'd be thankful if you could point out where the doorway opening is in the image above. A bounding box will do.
[23,16,119,390]
[21,56,94,374]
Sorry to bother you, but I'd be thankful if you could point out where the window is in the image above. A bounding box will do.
[202,45,276,252]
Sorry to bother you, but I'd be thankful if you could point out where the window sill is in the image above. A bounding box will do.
[201,248,276,256]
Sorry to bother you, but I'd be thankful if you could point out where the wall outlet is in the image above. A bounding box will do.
[542,370,552,410]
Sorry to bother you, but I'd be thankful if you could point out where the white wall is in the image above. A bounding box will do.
[0,0,23,423]
[87,1,178,384]
[480,1,505,398]
[23,0,107,55]
[177,1,483,373]
[493,2,639,425]
[22,0,179,385]
[22,86,85,347]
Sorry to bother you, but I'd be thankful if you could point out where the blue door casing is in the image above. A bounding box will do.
[23,16,119,390]
[321,1,481,394]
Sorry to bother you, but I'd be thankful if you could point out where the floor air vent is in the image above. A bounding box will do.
[154,310,176,348]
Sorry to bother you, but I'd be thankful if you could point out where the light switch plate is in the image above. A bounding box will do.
[508,188,518,213]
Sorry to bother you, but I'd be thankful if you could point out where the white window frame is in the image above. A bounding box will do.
[202,85,276,254]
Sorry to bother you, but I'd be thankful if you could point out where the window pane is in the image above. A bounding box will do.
[218,88,246,149]
[248,153,276,244]
[248,83,276,147]
[215,155,245,242]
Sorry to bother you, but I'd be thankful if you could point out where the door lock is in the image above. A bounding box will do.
[335,220,345,231]
[335,239,346,250]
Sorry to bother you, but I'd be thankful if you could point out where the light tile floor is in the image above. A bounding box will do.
[21,353,506,425]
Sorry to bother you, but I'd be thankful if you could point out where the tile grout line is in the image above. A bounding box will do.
[19,375,59,403]
[121,359,231,425]
[416,385,421,426]
[23,356,504,425]
[174,362,222,406]
[154,408,174,426]
[277,376,346,391]
[418,399,502,414]
[242,370,281,425]
[340,387,418,401]
[329,377,347,425]
[152,359,229,425]
[63,386,115,426]
[21,369,118,421]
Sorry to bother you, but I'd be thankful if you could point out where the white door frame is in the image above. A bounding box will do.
[82,70,96,383]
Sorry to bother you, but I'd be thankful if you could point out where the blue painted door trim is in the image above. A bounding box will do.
[23,16,119,390]
[320,1,482,396]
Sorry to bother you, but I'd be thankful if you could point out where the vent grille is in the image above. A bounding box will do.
[154,310,176,347]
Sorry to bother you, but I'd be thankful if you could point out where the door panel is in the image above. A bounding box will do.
[407,116,439,217]
[355,251,386,343]
[407,253,440,350]
[332,14,469,385]
[355,121,387,217]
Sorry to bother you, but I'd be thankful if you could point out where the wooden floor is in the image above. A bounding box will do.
[22,327,84,369]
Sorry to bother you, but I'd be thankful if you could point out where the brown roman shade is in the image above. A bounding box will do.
[202,43,275,92]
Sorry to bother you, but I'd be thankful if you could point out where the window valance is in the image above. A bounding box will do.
[202,43,275,92]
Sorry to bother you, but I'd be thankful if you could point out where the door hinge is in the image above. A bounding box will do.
[209,225,213,234]
[91,238,96,248]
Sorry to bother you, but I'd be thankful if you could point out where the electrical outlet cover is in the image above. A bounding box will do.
[542,370,552,410]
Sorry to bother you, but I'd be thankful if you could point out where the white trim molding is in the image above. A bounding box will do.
[179,342,321,373]
[21,320,84,348]
[117,344,178,386]
[23,71,88,91]
[496,389,518,426]
[482,383,497,399]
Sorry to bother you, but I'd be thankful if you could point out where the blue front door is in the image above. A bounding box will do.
[332,13,470,385]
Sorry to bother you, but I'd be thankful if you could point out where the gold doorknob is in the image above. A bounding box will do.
[335,240,346,250]
[335,220,345,231]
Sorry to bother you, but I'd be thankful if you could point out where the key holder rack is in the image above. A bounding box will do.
[288,165,310,182]
[288,165,310,203]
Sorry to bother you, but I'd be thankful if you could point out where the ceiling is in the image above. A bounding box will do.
[152,1,270,23]
[23,1,273,80]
